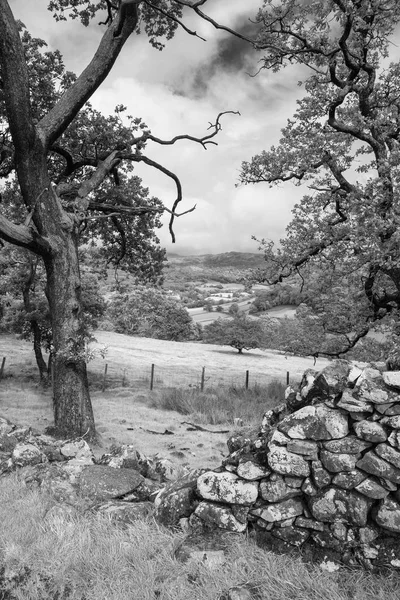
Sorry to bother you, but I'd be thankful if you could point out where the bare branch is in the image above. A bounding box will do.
[143,0,206,41]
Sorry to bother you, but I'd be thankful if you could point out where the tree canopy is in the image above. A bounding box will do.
[241,0,400,362]
[203,314,264,354]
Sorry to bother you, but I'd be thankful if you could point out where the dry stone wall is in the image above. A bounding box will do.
[155,361,400,569]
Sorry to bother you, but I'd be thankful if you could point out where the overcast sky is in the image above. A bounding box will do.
[10,0,307,256]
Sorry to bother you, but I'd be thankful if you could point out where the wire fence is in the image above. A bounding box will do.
[88,361,293,392]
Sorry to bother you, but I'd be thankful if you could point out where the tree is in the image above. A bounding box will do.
[241,0,400,362]
[0,1,243,438]
[203,314,264,353]
[106,287,198,341]
[228,302,240,315]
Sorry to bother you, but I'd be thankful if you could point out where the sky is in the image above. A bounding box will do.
[10,0,307,256]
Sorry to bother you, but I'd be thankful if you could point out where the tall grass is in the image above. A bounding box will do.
[1,475,400,600]
[149,380,286,425]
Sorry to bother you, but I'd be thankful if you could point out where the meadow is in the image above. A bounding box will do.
[2,333,398,599]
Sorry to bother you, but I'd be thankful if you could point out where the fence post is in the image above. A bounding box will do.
[286,371,290,385]
[245,370,249,390]
[0,357,5,380]
[200,366,205,392]
[102,363,108,392]
[150,363,155,391]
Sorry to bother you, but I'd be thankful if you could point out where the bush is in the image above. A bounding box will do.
[106,287,198,341]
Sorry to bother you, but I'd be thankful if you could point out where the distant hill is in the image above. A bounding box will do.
[164,252,266,285]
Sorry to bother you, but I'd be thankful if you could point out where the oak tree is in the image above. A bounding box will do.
[241,0,400,361]
[203,314,264,354]
[0,0,243,439]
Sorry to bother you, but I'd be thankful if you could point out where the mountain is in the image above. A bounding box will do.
[164,252,266,285]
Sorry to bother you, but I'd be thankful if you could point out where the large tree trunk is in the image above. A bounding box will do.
[44,225,96,440]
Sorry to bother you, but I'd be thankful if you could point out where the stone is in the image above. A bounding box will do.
[259,475,301,502]
[60,440,93,460]
[155,469,205,526]
[359,526,379,544]
[382,404,400,416]
[269,430,290,445]
[332,470,366,490]
[284,476,303,488]
[331,522,347,541]
[308,488,370,526]
[381,415,400,429]
[271,526,310,546]
[278,405,348,440]
[375,443,400,469]
[76,465,152,502]
[224,584,254,600]
[193,502,247,533]
[295,516,324,531]
[323,436,371,454]
[313,361,351,398]
[12,443,45,467]
[311,460,332,488]
[355,369,389,404]
[251,498,304,523]
[353,420,387,442]
[356,452,400,484]
[320,450,358,473]
[383,371,400,391]
[286,440,319,457]
[231,505,249,524]
[336,391,373,413]
[299,369,318,401]
[311,530,342,550]
[301,477,318,496]
[355,477,389,499]
[374,497,400,533]
[348,365,364,386]
[388,431,400,449]
[285,386,304,411]
[197,471,258,505]
[237,459,270,480]
[267,446,310,477]
[93,501,154,524]
[374,403,396,415]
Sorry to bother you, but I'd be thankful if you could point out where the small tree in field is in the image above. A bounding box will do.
[203,314,264,354]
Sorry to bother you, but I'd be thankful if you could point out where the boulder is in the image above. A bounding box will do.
[278,405,348,440]
[193,502,247,533]
[260,475,301,502]
[353,421,387,442]
[320,450,358,473]
[251,498,304,523]
[267,446,310,477]
[322,436,371,454]
[309,488,370,526]
[374,497,400,533]
[76,465,156,502]
[375,443,400,470]
[197,471,258,505]
[236,459,270,481]
[356,452,400,484]
[12,443,46,467]
[332,470,366,490]
[154,469,206,526]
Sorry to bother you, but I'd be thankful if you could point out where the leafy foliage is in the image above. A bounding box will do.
[203,314,264,353]
[106,287,199,341]
[241,0,400,361]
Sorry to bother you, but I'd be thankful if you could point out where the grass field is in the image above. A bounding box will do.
[1,334,399,598]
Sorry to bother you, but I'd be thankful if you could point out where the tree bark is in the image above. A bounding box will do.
[44,224,95,440]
